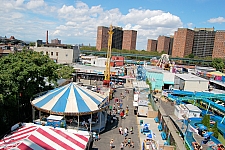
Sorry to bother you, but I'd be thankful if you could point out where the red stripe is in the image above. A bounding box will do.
[0,126,37,142]
[0,135,29,145]
[0,128,37,142]
[28,134,55,150]
[50,129,86,149]
[74,134,89,142]
[17,142,33,150]
[35,128,74,150]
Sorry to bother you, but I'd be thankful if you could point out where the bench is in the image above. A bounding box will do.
[161,132,167,140]
[154,117,159,123]
[158,124,163,131]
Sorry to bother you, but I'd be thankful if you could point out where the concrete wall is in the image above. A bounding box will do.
[184,80,208,92]
[34,47,74,64]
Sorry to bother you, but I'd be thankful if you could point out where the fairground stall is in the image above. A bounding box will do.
[0,123,92,150]
[31,82,109,133]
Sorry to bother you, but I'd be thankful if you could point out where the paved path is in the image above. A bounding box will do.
[92,88,140,150]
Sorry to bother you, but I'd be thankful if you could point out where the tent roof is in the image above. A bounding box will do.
[0,123,90,150]
[31,82,108,115]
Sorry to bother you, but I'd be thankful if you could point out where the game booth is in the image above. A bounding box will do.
[31,82,109,133]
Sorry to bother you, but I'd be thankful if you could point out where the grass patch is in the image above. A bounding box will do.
[218,133,225,145]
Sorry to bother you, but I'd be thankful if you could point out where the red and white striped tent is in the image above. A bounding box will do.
[0,123,91,150]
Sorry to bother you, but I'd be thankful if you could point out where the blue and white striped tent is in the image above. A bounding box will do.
[31,82,108,116]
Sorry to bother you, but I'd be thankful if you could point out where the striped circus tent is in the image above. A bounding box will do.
[31,82,108,116]
[0,123,91,150]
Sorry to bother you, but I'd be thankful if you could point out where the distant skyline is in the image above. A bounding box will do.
[0,0,224,50]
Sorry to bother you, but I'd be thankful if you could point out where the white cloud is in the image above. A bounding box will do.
[208,17,225,23]
[0,0,183,49]
[26,0,45,9]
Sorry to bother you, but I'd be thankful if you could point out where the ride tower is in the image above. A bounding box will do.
[103,25,114,86]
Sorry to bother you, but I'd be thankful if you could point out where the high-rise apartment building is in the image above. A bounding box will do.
[212,30,225,58]
[112,27,123,50]
[192,28,215,57]
[157,36,171,53]
[147,39,157,52]
[172,28,195,58]
[96,26,137,51]
[96,26,109,51]
[122,30,137,50]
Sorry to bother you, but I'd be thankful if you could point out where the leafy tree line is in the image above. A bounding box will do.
[81,46,225,71]
[0,51,74,137]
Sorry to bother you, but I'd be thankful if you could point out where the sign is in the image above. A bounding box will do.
[134,94,139,101]
[138,100,148,106]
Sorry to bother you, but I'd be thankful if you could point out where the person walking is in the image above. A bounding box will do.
[110,139,114,149]
[120,142,124,150]
[130,126,133,134]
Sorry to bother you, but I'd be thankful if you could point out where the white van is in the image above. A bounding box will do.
[137,105,149,117]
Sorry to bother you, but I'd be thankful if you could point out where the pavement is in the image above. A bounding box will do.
[137,117,165,148]
[91,86,141,150]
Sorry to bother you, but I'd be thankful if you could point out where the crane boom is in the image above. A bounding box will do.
[103,25,114,86]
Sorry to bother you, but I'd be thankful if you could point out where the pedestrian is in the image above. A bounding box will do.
[124,138,127,147]
[120,142,124,150]
[125,108,129,116]
[120,111,124,119]
[110,139,114,149]
[131,141,134,148]
[124,127,128,137]
[127,138,131,148]
[119,126,123,134]
[130,126,133,134]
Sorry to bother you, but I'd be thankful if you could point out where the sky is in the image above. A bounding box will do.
[0,0,225,50]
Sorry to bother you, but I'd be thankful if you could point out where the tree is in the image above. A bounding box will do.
[212,58,224,72]
[212,122,219,138]
[201,114,210,129]
[0,51,66,136]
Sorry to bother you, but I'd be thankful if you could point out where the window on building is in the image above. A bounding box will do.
[51,52,53,56]
[46,51,48,55]
[56,52,58,56]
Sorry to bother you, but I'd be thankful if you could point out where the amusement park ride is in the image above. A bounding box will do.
[103,25,114,86]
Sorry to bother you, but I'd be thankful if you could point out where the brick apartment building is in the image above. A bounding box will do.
[147,39,157,52]
[157,36,171,53]
[96,26,109,51]
[122,30,137,50]
[96,26,137,51]
[212,30,225,58]
[192,28,215,57]
[172,28,195,58]
[112,27,123,50]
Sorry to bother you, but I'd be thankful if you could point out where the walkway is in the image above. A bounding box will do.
[92,87,141,150]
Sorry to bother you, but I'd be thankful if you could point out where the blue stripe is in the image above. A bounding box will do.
[51,85,71,112]
[73,84,91,112]
[34,85,69,108]
[78,86,102,106]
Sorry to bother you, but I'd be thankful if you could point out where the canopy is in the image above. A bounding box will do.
[0,123,90,150]
[203,132,214,138]
[208,71,225,76]
[197,124,207,130]
[31,82,108,115]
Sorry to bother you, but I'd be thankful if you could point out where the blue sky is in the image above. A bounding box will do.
[0,0,224,50]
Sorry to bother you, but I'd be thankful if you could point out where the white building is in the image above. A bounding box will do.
[174,104,201,119]
[33,46,80,64]
[174,74,208,92]
[91,57,107,67]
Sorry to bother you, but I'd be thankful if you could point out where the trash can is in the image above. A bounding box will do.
[140,120,143,125]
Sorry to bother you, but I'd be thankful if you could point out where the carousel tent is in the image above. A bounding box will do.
[0,123,91,150]
[31,82,108,115]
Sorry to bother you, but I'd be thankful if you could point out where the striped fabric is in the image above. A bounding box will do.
[0,124,90,150]
[31,82,108,114]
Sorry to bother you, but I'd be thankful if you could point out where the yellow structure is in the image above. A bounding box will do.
[103,25,114,85]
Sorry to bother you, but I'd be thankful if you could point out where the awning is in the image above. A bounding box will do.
[0,123,90,150]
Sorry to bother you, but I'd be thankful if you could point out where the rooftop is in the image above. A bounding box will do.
[175,74,208,81]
